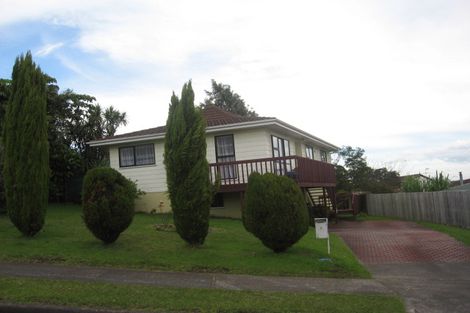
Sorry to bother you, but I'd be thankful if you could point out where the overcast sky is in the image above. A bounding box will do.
[1,0,469,179]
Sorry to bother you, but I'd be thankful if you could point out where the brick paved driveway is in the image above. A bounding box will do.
[331,220,470,264]
[332,220,470,312]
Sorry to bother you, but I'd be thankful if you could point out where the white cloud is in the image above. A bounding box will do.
[2,0,470,176]
[35,42,64,57]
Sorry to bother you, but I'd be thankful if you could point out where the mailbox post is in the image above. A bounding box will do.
[314,218,330,254]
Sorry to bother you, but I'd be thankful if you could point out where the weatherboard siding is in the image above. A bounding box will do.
[206,128,272,163]
[108,128,273,193]
[109,141,167,193]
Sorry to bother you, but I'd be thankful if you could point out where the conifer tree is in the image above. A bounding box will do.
[164,81,211,246]
[3,52,49,236]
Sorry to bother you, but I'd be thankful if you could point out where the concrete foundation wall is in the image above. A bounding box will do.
[135,191,171,213]
[210,192,242,219]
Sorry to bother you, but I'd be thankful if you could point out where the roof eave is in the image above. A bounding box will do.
[272,119,339,151]
[87,119,277,147]
[87,118,339,151]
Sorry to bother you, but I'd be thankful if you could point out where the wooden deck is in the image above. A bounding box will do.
[209,156,336,192]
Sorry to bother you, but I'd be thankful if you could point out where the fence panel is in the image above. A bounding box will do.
[367,191,470,228]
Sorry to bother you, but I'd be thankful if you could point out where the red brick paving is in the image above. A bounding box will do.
[331,221,470,264]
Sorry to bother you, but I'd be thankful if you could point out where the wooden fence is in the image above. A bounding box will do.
[366,191,470,228]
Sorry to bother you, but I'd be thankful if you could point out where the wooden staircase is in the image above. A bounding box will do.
[306,187,334,211]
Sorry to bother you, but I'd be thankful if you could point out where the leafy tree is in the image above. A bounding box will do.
[335,146,400,193]
[164,81,212,246]
[103,106,127,137]
[426,171,450,191]
[368,168,400,193]
[334,164,352,192]
[0,72,127,203]
[402,176,424,192]
[3,52,49,236]
[45,86,127,200]
[201,79,257,117]
[402,172,450,192]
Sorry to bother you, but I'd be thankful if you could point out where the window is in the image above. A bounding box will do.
[215,135,237,179]
[272,136,290,158]
[271,135,292,175]
[320,150,328,162]
[119,144,155,167]
[305,146,314,159]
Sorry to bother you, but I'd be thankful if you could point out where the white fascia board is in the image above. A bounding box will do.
[88,134,165,147]
[272,120,339,151]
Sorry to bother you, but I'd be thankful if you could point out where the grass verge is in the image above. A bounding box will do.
[0,204,369,278]
[0,276,405,313]
[419,222,470,245]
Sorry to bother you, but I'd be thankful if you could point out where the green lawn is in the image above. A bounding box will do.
[419,222,470,246]
[0,204,369,278]
[0,277,405,313]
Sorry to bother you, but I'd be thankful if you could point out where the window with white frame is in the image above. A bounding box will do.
[305,146,314,159]
[119,144,155,167]
[271,135,292,175]
[215,135,237,179]
[320,150,328,162]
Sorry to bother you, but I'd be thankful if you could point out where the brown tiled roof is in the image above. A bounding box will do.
[203,105,271,126]
[103,106,272,140]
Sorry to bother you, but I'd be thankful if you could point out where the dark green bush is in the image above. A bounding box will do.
[243,173,309,253]
[82,167,138,244]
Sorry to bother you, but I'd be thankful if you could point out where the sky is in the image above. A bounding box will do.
[1,0,469,180]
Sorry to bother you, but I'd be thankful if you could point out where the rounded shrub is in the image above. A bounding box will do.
[82,167,138,244]
[243,172,309,253]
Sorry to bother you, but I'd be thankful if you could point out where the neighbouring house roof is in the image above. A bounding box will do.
[88,105,339,150]
[399,174,430,182]
[450,178,470,187]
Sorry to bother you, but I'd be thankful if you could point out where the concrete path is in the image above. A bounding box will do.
[0,262,390,295]
[332,220,470,313]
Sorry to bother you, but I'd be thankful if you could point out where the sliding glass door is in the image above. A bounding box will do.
[272,135,292,175]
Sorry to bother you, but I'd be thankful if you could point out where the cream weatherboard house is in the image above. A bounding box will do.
[88,106,338,218]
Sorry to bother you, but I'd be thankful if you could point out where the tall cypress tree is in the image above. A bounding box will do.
[3,52,49,236]
[164,81,211,246]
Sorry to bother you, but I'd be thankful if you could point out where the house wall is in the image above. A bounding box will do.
[206,128,272,163]
[299,143,332,162]
[109,141,167,193]
[269,130,332,162]
[107,127,333,214]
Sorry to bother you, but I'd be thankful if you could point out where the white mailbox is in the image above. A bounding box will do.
[314,218,330,255]
[314,218,329,239]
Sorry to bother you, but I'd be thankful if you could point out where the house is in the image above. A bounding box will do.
[88,106,339,218]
